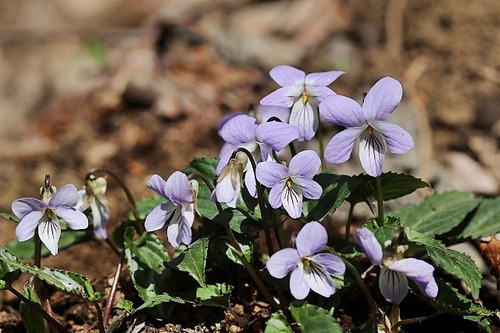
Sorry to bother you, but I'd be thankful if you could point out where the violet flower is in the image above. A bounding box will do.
[256,150,322,219]
[355,228,438,304]
[321,77,414,177]
[217,114,299,199]
[76,175,110,239]
[213,153,247,208]
[267,221,346,299]
[12,184,89,256]
[145,171,197,248]
[260,65,344,141]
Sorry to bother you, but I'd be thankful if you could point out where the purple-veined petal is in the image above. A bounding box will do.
[314,253,346,276]
[166,206,186,248]
[258,105,290,123]
[304,259,336,298]
[359,128,386,177]
[413,276,438,299]
[219,115,258,144]
[256,161,288,188]
[38,219,62,256]
[144,202,175,231]
[260,87,301,107]
[180,216,193,246]
[363,77,403,121]
[15,210,44,241]
[12,198,46,219]
[320,95,365,127]
[91,200,109,239]
[49,184,78,208]
[305,71,344,87]
[165,171,193,205]
[293,177,322,200]
[244,168,257,198]
[256,122,299,152]
[269,65,305,87]
[379,267,408,304]
[268,181,285,209]
[290,267,310,300]
[388,258,435,280]
[354,228,383,265]
[54,207,88,230]
[296,221,328,257]
[281,183,303,219]
[182,204,195,228]
[288,150,321,178]
[289,98,318,141]
[267,248,300,278]
[147,174,168,198]
[371,121,414,154]
[324,127,365,164]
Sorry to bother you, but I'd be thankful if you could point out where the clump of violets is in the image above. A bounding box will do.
[76,175,110,239]
[321,77,414,177]
[256,150,322,219]
[12,181,89,256]
[145,171,198,248]
[355,228,438,304]
[267,221,346,299]
[217,114,299,200]
[260,65,344,141]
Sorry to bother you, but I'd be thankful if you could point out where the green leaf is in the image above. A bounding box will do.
[169,237,209,287]
[265,311,293,333]
[0,246,22,288]
[406,229,482,299]
[5,230,88,259]
[304,172,362,222]
[184,157,219,220]
[390,191,480,236]
[378,172,431,200]
[225,241,253,266]
[290,302,342,333]
[0,212,19,223]
[19,282,44,333]
[457,197,500,239]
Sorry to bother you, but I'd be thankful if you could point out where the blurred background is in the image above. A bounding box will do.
[0,0,499,298]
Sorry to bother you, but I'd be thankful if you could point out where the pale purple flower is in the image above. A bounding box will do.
[216,105,290,131]
[145,171,196,248]
[217,114,299,198]
[260,65,344,141]
[75,176,110,239]
[213,153,247,208]
[355,228,438,304]
[267,221,345,299]
[322,77,414,177]
[256,150,322,219]
[12,184,89,256]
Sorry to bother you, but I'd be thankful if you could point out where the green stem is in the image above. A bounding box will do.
[34,232,54,321]
[93,302,106,333]
[344,203,356,241]
[374,176,384,226]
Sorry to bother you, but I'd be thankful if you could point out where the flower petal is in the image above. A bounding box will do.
[304,259,336,298]
[12,198,46,219]
[256,122,299,152]
[260,87,301,107]
[314,253,346,276]
[359,128,387,177]
[16,210,44,241]
[147,174,168,198]
[144,202,174,231]
[363,77,403,121]
[312,86,337,103]
[293,177,322,200]
[324,127,365,164]
[165,171,193,205]
[320,95,365,127]
[288,150,321,178]
[219,115,258,144]
[305,71,344,88]
[49,184,79,208]
[296,221,328,257]
[289,99,318,141]
[371,121,414,154]
[258,105,290,123]
[290,267,310,300]
[54,207,88,230]
[166,207,187,248]
[90,200,110,239]
[379,267,408,304]
[268,181,285,209]
[281,184,303,219]
[388,258,435,280]
[38,219,62,256]
[256,161,288,188]
[269,65,305,86]
[354,228,383,265]
[266,248,300,278]
[413,277,438,299]
[244,167,257,198]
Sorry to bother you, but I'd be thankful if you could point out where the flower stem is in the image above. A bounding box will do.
[391,312,440,331]
[374,176,384,226]
[33,232,55,321]
[103,250,124,326]
[344,203,356,240]
[317,121,326,169]
[93,302,106,333]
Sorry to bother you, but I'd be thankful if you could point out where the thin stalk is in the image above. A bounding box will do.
[34,232,54,320]
[103,251,124,326]
[344,203,355,241]
[317,120,325,168]
[7,286,67,333]
[374,176,384,226]
[93,302,106,333]
[391,312,440,331]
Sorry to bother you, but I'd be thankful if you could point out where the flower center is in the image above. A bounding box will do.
[301,91,310,104]
[286,177,294,189]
